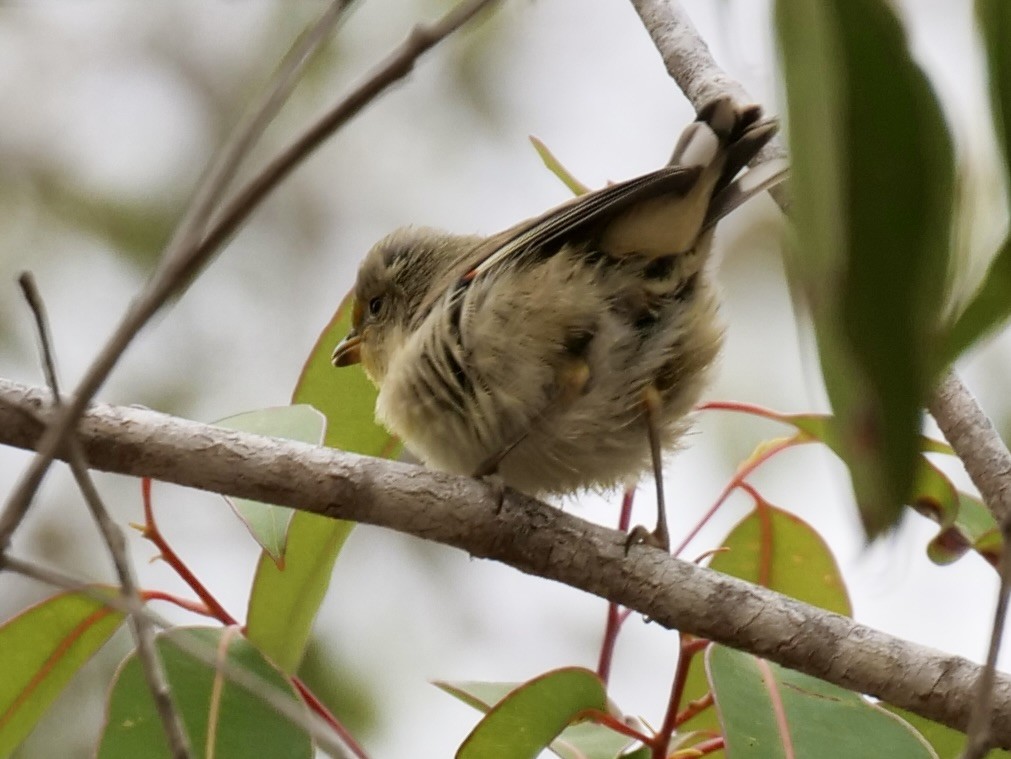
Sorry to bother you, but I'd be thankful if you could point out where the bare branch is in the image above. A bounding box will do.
[930,372,1011,526]
[17,273,192,758]
[930,371,1011,758]
[193,0,499,273]
[0,0,357,559]
[0,376,1008,746]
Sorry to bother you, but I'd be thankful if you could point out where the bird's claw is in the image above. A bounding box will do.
[477,472,507,513]
[624,524,671,555]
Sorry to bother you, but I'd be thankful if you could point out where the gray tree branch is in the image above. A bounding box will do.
[18,272,190,758]
[0,376,1008,747]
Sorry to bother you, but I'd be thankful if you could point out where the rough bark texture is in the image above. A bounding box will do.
[1,376,1007,745]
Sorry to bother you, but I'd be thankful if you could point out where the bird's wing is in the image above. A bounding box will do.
[464,99,782,282]
[703,157,789,230]
[463,166,705,282]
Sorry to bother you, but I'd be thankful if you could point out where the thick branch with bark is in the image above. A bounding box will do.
[0,376,1008,746]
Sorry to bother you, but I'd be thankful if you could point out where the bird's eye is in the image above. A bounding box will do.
[368,296,383,316]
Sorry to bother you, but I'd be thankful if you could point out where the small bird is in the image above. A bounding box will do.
[333,97,785,551]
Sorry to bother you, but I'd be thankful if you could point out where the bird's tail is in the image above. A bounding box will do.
[669,96,787,229]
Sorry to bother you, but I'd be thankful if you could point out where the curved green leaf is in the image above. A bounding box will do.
[436,678,639,759]
[942,1,1011,361]
[678,494,852,749]
[217,405,326,563]
[453,668,609,759]
[529,136,590,196]
[885,706,1011,759]
[776,0,955,537]
[707,645,936,758]
[911,459,1002,568]
[246,292,400,674]
[945,238,1011,362]
[295,291,401,457]
[0,590,125,757]
[98,627,311,759]
[978,0,1011,172]
[709,498,851,617]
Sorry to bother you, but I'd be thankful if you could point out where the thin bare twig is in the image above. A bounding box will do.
[17,273,62,398]
[0,0,354,559]
[929,371,1011,525]
[0,0,500,553]
[5,554,359,759]
[960,545,1011,759]
[17,272,192,759]
[1,377,1009,746]
[929,371,1011,758]
[188,0,500,277]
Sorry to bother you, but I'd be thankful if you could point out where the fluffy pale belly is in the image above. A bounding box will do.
[375,264,724,497]
[375,331,719,496]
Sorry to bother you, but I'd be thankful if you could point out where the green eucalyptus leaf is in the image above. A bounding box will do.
[98,627,311,759]
[216,405,326,564]
[246,292,400,674]
[437,677,640,759]
[0,590,124,757]
[707,646,936,758]
[940,1,1011,360]
[447,669,614,759]
[884,706,1011,759]
[776,0,955,538]
[709,498,851,616]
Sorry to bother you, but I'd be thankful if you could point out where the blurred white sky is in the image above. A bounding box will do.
[1,1,1009,757]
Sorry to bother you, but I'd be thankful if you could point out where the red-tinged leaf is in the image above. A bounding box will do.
[734,435,805,476]
[706,403,999,567]
[678,492,852,752]
[98,627,311,759]
[709,497,852,617]
[707,645,936,758]
[217,405,326,564]
[443,669,620,759]
[0,590,125,757]
[911,461,1002,569]
[246,292,400,674]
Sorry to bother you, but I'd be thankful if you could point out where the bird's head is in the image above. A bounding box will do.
[332,226,482,385]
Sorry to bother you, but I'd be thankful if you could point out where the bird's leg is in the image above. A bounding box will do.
[626,385,670,553]
[472,358,590,511]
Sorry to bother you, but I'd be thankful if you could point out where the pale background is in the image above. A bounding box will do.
[0,1,1007,756]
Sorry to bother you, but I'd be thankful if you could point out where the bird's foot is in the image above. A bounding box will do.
[624,524,671,554]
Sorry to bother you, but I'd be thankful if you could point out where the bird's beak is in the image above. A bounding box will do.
[332,330,362,367]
